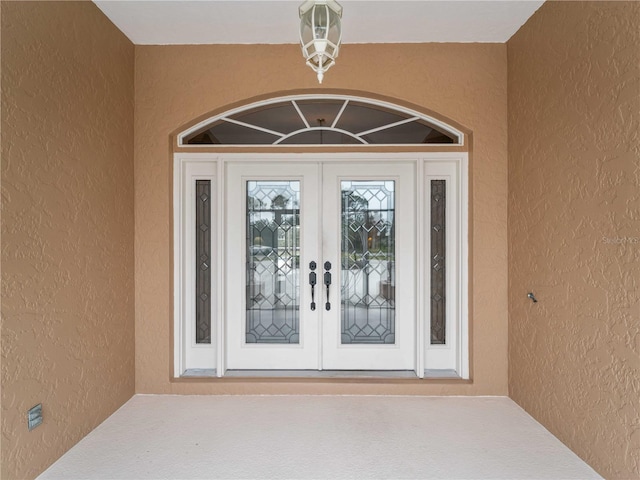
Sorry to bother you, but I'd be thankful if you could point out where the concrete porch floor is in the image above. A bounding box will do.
[38,395,600,479]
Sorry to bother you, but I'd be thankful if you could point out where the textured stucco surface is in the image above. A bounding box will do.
[135,43,509,395]
[507,2,640,478]
[1,2,135,479]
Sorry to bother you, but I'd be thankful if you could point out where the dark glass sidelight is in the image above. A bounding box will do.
[341,181,396,344]
[195,180,212,344]
[245,181,301,344]
[430,180,446,344]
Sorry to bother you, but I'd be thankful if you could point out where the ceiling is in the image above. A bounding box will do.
[93,1,544,45]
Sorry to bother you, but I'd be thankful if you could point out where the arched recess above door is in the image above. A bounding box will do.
[177,94,466,147]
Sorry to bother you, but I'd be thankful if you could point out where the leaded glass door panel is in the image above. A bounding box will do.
[321,162,416,370]
[226,163,320,369]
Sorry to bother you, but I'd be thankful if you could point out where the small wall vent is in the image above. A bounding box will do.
[28,404,43,431]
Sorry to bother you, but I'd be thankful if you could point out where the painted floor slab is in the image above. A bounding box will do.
[38,395,601,479]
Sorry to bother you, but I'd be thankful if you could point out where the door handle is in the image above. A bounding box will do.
[309,261,317,311]
[324,261,332,311]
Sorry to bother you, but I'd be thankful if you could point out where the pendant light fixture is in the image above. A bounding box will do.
[299,0,343,84]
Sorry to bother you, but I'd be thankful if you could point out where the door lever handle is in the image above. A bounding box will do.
[324,261,332,311]
[309,261,317,311]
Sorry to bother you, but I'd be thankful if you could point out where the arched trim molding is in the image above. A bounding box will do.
[177,94,465,147]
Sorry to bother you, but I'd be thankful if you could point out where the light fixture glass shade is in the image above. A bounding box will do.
[299,0,342,84]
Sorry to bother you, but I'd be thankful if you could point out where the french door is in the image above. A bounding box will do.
[226,161,415,370]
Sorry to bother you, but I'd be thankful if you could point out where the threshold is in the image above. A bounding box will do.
[181,369,462,379]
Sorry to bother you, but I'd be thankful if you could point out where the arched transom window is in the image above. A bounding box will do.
[179,95,463,146]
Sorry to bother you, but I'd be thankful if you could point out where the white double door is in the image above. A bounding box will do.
[226,161,415,370]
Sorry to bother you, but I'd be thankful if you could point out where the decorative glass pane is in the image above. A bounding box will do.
[362,119,455,144]
[230,103,305,135]
[185,120,280,145]
[279,130,362,145]
[295,99,345,127]
[246,181,300,344]
[341,181,395,344]
[335,101,409,134]
[195,180,211,344]
[430,180,446,344]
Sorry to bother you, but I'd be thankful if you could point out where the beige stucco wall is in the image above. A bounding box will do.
[135,43,509,395]
[507,2,640,478]
[1,2,135,479]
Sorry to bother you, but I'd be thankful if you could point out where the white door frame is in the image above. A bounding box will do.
[173,152,469,379]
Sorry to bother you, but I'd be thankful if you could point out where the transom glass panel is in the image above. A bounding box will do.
[246,181,301,344]
[341,181,396,344]
[182,96,460,145]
